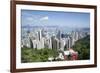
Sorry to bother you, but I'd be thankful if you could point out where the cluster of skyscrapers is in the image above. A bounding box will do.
[21,27,89,51]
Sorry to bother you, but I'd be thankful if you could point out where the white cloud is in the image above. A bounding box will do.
[23,16,37,26]
[27,17,34,21]
[40,16,49,21]
[22,16,49,26]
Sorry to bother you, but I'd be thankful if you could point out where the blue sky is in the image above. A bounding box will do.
[21,9,90,28]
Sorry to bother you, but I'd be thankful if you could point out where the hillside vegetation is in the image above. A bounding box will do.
[72,35,90,60]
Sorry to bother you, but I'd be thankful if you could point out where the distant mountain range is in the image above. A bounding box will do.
[21,25,58,28]
[21,25,90,33]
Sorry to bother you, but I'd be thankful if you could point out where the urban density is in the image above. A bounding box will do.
[21,10,90,62]
[21,27,89,61]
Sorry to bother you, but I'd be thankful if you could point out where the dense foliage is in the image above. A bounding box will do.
[21,35,90,62]
[21,48,58,63]
[72,35,90,60]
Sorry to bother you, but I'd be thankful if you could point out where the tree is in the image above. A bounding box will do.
[21,47,59,63]
[72,35,90,60]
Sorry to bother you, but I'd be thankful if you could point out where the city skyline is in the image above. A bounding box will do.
[21,10,90,62]
[21,9,90,28]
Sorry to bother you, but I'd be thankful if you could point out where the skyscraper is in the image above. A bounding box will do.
[51,36,59,50]
[57,30,61,40]
[60,38,66,51]
[38,29,42,41]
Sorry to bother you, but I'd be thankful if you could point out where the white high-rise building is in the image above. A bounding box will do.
[60,38,66,51]
[40,38,45,49]
[32,40,37,49]
[49,38,52,49]
[38,29,42,41]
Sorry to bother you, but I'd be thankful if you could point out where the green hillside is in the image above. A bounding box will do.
[21,48,58,63]
[72,35,90,60]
